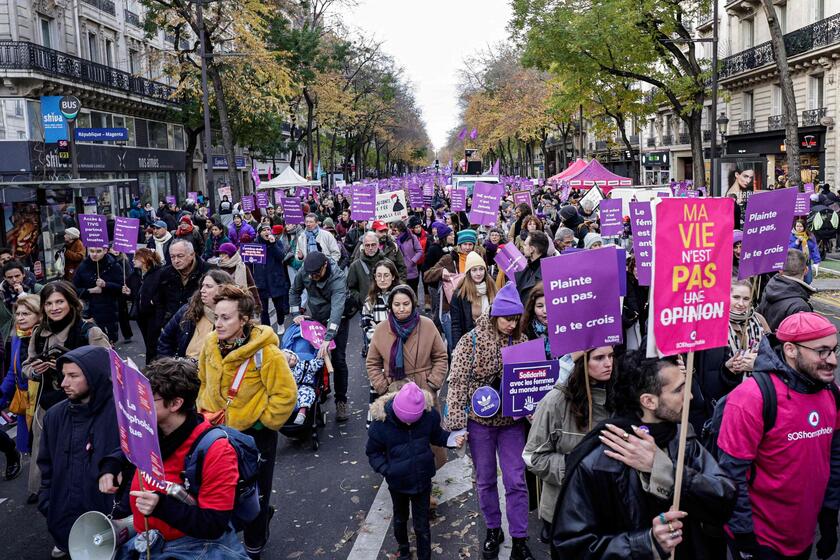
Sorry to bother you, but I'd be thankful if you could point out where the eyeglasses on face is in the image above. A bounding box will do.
[792,343,840,360]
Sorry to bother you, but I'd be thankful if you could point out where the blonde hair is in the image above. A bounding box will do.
[457,266,498,303]
[16,293,41,317]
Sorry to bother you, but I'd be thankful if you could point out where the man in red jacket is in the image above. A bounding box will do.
[99,358,249,558]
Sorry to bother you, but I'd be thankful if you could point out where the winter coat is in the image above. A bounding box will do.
[63,239,86,280]
[132,265,165,322]
[295,227,343,264]
[352,236,407,281]
[361,293,389,344]
[344,226,366,257]
[346,250,388,312]
[397,232,424,280]
[147,233,174,265]
[756,274,815,331]
[176,227,205,257]
[73,254,124,328]
[788,233,822,264]
[251,237,290,298]
[366,315,448,395]
[289,259,347,341]
[514,257,544,305]
[420,241,447,289]
[227,221,256,246]
[552,421,736,560]
[424,247,486,314]
[157,305,195,358]
[0,333,32,452]
[522,379,608,523]
[197,325,296,431]
[444,313,527,430]
[155,257,212,329]
[37,346,121,551]
[366,390,450,494]
[450,288,485,347]
[203,233,230,260]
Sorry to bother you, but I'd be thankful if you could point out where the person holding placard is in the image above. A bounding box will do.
[514,231,549,305]
[73,246,124,343]
[252,224,290,329]
[551,351,736,559]
[450,251,497,347]
[524,346,615,544]
[444,282,534,560]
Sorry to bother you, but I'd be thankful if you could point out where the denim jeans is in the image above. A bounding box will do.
[390,487,432,560]
[117,529,249,560]
[440,311,453,351]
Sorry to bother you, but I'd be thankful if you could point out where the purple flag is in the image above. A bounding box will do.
[513,190,532,208]
[629,202,653,286]
[351,185,376,221]
[470,128,477,140]
[458,128,467,141]
[240,243,267,264]
[599,199,623,237]
[502,360,560,418]
[251,167,261,188]
[112,217,139,254]
[79,214,109,248]
[256,191,269,209]
[495,243,527,278]
[491,159,500,175]
[469,182,503,226]
[109,350,166,488]
[541,246,623,357]
[794,192,811,216]
[739,188,798,279]
[450,188,467,212]
[281,197,304,225]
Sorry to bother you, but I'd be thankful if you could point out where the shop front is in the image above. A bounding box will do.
[641,150,671,185]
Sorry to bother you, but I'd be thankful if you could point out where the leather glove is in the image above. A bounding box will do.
[732,532,758,559]
[817,508,839,559]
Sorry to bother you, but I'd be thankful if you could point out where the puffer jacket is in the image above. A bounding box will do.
[397,231,423,280]
[552,418,736,560]
[444,313,527,430]
[366,389,450,494]
[352,236,407,281]
[756,274,815,331]
[523,379,608,523]
[37,346,121,551]
[366,315,448,395]
[157,305,195,358]
[197,324,296,431]
[227,221,256,246]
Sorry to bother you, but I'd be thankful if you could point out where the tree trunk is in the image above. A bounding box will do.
[329,130,337,187]
[315,124,321,182]
[761,0,801,186]
[304,88,315,179]
[184,126,201,191]
[682,108,706,188]
[207,63,241,198]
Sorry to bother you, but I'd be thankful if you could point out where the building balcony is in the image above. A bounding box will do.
[696,8,715,32]
[678,132,690,144]
[738,119,755,134]
[721,12,840,79]
[647,137,656,147]
[802,107,827,126]
[81,0,116,16]
[703,129,711,141]
[628,134,640,145]
[125,10,142,29]
[0,41,179,105]
[767,114,786,130]
[662,134,673,146]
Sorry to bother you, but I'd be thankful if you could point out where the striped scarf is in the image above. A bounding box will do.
[728,310,764,355]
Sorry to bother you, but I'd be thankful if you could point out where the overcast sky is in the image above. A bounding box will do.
[342,0,513,151]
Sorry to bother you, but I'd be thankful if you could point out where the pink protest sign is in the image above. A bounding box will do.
[300,320,336,351]
[652,198,733,355]
[512,190,532,208]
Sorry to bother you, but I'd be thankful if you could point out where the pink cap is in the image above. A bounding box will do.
[393,382,425,424]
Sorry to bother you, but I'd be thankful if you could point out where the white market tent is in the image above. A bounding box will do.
[256,166,320,190]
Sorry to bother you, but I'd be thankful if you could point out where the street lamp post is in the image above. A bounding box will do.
[716,111,729,193]
[197,0,215,210]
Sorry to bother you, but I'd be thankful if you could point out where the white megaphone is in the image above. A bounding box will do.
[68,511,135,560]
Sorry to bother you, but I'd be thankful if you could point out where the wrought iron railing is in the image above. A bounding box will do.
[678,132,690,144]
[767,114,786,130]
[662,134,673,146]
[125,10,142,28]
[697,8,714,27]
[647,137,656,147]
[721,12,840,78]
[81,0,116,16]
[0,41,179,105]
[802,107,827,126]
[738,119,755,134]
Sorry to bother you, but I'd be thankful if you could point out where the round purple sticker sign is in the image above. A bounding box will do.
[471,386,501,418]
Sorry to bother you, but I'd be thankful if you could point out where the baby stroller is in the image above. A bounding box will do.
[279,323,328,451]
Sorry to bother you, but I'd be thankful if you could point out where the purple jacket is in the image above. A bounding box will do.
[398,232,423,280]
[227,221,256,246]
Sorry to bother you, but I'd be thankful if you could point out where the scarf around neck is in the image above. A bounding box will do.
[793,230,810,260]
[728,308,763,354]
[305,228,320,254]
[476,281,490,313]
[388,309,420,380]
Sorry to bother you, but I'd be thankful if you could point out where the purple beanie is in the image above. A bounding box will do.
[431,221,452,240]
[393,382,425,424]
[733,230,743,245]
[219,242,238,257]
[491,282,525,317]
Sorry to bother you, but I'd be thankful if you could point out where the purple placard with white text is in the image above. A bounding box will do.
[241,195,256,213]
[599,198,623,237]
[513,191,532,208]
[408,184,424,207]
[112,217,139,254]
[541,246,623,357]
[739,188,798,279]
[79,214,109,248]
[165,195,176,206]
[450,188,467,212]
[794,192,811,216]
[351,185,376,221]
[274,189,284,206]
[281,197,305,225]
[495,243,527,279]
[188,191,199,203]
[256,191,269,209]
[240,243,267,264]
[629,202,654,286]
[502,360,560,418]
[468,182,504,225]
[804,183,815,193]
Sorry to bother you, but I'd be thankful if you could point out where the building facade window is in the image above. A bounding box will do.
[147,121,168,149]
[776,5,786,33]
[105,39,115,67]
[743,91,754,120]
[772,84,782,115]
[813,0,825,22]
[742,18,754,50]
[129,48,140,74]
[808,75,824,110]
[87,32,99,63]
[39,17,53,49]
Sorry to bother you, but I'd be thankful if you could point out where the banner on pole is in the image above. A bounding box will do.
[502,360,560,418]
[469,182,504,226]
[351,185,376,221]
[512,190,532,209]
[240,243,267,264]
[255,191,270,209]
[79,214,109,248]
[450,188,467,212]
[599,198,623,237]
[739,188,797,279]
[241,195,256,213]
[376,190,409,223]
[112,217,139,254]
[629,202,654,286]
[281,197,305,225]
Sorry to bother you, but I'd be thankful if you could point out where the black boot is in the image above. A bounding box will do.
[511,537,535,560]
[539,519,551,544]
[482,528,504,559]
[396,543,411,560]
[4,450,20,480]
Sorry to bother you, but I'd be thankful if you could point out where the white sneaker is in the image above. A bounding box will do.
[293,411,306,425]
[51,547,68,558]
[277,324,286,336]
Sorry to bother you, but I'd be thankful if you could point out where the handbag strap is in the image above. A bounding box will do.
[225,356,252,405]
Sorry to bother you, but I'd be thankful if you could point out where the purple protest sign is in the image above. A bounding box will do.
[112,217,139,254]
[451,188,467,212]
[469,182,503,226]
[281,197,305,225]
[423,182,434,197]
[629,202,654,286]
[188,191,199,203]
[165,195,176,206]
[541,246,623,357]
[351,185,376,221]
[495,243,527,279]
[617,247,627,297]
[256,191,269,209]
[109,350,166,488]
[502,360,560,418]
[805,183,815,193]
[79,214,109,248]
[251,167,261,188]
[274,189,284,206]
[241,195,256,213]
[685,190,699,198]
[794,192,811,216]
[501,338,547,364]
[599,198,623,237]
[300,320,336,351]
[408,184,424,207]
[240,243,267,264]
[513,190,532,208]
[739,188,797,279]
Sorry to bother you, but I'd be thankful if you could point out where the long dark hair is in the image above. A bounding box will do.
[38,281,82,325]
[366,259,399,306]
[512,203,533,239]
[183,269,235,326]
[522,282,545,336]
[563,349,616,430]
